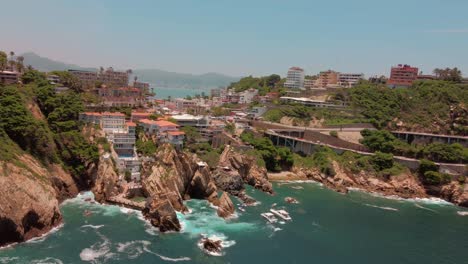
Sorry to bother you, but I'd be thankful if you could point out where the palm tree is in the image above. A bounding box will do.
[8,51,15,71]
[126,69,133,75]
[16,56,24,73]
[99,66,104,74]
[0,51,7,71]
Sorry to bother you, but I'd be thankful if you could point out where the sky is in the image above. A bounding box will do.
[2,0,468,77]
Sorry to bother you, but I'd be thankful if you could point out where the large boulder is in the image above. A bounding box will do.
[441,181,468,207]
[212,169,244,195]
[186,167,217,201]
[143,199,181,232]
[217,192,235,218]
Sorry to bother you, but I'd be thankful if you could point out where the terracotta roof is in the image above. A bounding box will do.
[131,112,152,116]
[84,112,102,116]
[139,119,179,127]
[126,121,136,127]
[167,131,185,136]
[101,111,125,116]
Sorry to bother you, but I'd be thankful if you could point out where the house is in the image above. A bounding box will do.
[138,119,180,135]
[0,70,19,84]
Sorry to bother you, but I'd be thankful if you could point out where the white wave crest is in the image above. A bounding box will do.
[26,223,64,244]
[30,257,64,264]
[81,225,104,230]
[79,232,115,262]
[364,204,399,211]
[117,240,151,259]
[457,211,468,216]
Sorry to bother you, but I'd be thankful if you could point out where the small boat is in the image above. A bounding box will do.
[270,209,292,221]
[238,207,246,212]
[261,212,278,224]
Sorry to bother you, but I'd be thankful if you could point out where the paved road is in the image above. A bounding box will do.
[253,121,375,132]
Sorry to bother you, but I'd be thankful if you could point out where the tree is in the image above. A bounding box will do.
[266,74,281,87]
[418,159,439,175]
[360,129,398,153]
[433,68,462,82]
[15,56,24,73]
[370,152,394,171]
[8,51,15,71]
[0,51,8,71]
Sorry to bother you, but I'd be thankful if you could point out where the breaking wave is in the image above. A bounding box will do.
[364,203,399,211]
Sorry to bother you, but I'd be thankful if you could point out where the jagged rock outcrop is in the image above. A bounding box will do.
[143,198,181,232]
[141,143,220,211]
[440,181,468,207]
[92,153,121,203]
[216,145,273,194]
[217,192,235,218]
[294,161,427,198]
[0,155,62,247]
[49,164,80,202]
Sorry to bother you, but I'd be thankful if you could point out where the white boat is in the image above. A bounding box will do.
[261,212,278,223]
[239,207,246,212]
[270,209,292,221]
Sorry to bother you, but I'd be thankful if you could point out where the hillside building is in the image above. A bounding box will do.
[387,64,419,87]
[284,67,305,89]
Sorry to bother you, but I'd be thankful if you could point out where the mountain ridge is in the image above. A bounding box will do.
[20,52,240,89]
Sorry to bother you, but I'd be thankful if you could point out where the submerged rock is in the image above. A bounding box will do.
[143,198,181,232]
[200,237,222,254]
[217,192,235,218]
[285,197,299,204]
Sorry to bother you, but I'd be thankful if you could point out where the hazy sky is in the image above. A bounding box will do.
[2,0,468,77]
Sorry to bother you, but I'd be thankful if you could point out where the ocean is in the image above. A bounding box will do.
[1,182,467,264]
[153,87,212,99]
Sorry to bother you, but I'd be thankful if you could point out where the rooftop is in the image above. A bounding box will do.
[167,131,185,136]
[139,119,179,127]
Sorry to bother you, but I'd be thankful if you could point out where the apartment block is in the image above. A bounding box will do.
[338,73,364,87]
[0,70,19,84]
[316,70,339,88]
[387,64,419,87]
[284,67,305,89]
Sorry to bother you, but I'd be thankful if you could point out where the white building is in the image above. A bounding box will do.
[284,67,305,90]
[279,97,345,108]
[100,112,126,133]
[239,88,258,104]
[171,114,210,129]
[338,73,364,87]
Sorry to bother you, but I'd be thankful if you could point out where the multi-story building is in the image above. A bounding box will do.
[47,74,60,84]
[68,70,98,88]
[138,119,184,148]
[100,112,126,133]
[110,122,136,156]
[239,88,258,104]
[69,67,129,88]
[304,78,315,90]
[131,112,152,122]
[316,70,339,88]
[338,73,364,87]
[284,67,305,89]
[387,64,419,87]
[98,87,145,107]
[79,112,102,125]
[0,70,19,84]
[174,98,197,110]
[211,88,227,98]
[133,81,150,94]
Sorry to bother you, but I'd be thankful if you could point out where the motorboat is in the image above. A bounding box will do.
[261,212,278,224]
[270,209,292,221]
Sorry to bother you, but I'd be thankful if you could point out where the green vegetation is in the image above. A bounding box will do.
[228,74,283,93]
[423,171,451,185]
[360,129,468,163]
[293,147,405,178]
[181,126,202,144]
[136,139,158,156]
[349,80,468,133]
[240,131,293,172]
[0,68,99,178]
[329,131,338,138]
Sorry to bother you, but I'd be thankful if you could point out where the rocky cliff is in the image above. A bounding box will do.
[141,144,231,231]
[294,161,468,206]
[0,155,63,246]
[214,145,273,195]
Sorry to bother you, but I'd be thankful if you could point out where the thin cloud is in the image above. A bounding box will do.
[424,29,468,33]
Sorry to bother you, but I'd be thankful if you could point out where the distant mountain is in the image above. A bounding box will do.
[20,52,96,72]
[133,69,240,90]
[20,52,240,89]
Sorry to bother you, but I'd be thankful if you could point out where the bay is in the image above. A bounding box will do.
[1,182,467,264]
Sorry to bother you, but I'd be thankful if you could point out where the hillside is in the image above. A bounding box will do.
[20,52,240,89]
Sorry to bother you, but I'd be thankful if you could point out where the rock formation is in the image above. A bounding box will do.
[217,192,235,218]
[215,145,273,194]
[0,155,62,247]
[294,161,428,199]
[440,181,468,207]
[91,153,121,203]
[143,198,181,232]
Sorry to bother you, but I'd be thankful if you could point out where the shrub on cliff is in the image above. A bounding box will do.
[370,152,394,171]
[423,171,451,185]
[418,159,439,175]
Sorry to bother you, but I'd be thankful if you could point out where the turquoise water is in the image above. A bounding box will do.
[1,182,468,263]
[153,87,211,99]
